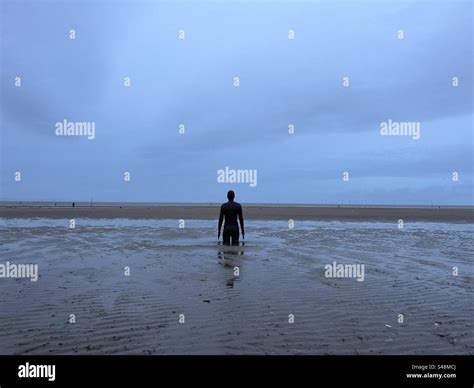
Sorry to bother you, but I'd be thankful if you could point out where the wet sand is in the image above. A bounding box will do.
[1,205,473,222]
[0,218,472,355]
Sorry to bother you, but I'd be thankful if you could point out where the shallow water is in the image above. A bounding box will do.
[0,218,472,354]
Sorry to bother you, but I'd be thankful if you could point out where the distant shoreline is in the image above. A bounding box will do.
[1,205,472,222]
[1,201,473,209]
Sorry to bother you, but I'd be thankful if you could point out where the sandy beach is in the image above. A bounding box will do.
[0,209,472,355]
[1,204,473,222]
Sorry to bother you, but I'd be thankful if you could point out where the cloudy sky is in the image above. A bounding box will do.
[1,0,472,205]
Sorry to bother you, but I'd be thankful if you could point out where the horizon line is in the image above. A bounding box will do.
[1,201,473,209]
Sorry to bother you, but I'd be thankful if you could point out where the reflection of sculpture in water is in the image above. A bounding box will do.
[217,241,244,288]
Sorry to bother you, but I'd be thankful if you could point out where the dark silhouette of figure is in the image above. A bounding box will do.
[218,190,244,246]
[72,202,75,207]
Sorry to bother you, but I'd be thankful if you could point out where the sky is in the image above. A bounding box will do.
[1,0,472,205]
